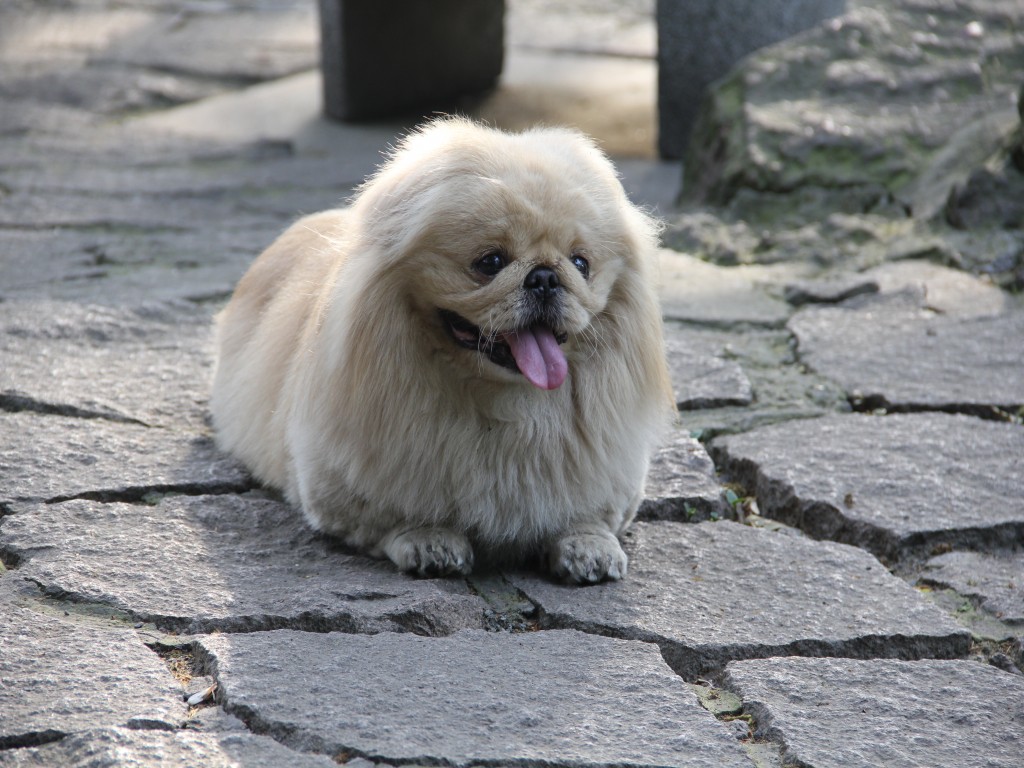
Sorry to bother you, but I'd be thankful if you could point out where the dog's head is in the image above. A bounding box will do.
[350,118,661,391]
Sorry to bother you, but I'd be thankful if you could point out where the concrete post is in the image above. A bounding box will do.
[657,0,847,158]
[318,0,505,121]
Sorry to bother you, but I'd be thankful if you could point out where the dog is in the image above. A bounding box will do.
[210,118,675,583]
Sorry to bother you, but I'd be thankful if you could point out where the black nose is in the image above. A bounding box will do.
[524,266,561,302]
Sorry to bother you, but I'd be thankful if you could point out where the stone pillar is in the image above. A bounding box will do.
[318,0,505,121]
[657,0,847,159]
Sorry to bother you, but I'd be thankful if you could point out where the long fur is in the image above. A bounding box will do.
[211,118,675,581]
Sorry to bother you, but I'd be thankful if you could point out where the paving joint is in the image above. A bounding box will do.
[43,481,257,507]
[0,391,153,426]
[846,396,1024,424]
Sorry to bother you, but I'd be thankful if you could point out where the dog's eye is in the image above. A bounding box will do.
[570,253,590,279]
[473,249,506,278]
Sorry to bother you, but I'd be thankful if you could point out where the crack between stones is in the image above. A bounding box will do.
[0,390,152,427]
[24,576,474,639]
[701,387,1024,572]
[913,584,1024,662]
[718,173,901,208]
[790,337,1024,426]
[705,443,1024,567]
[0,730,66,752]
[662,315,790,332]
[89,58,269,89]
[188,640,399,766]
[0,545,23,572]
[847,395,1024,424]
[466,572,541,633]
[706,447,905,563]
[717,696,799,768]
[534,606,971,682]
[44,480,255,506]
[687,682,785,768]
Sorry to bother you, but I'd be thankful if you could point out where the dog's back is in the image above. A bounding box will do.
[210,209,351,489]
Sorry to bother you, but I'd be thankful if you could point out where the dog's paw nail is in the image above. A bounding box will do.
[386,527,474,578]
[549,531,628,585]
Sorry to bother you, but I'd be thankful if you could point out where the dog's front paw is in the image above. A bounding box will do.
[381,527,474,577]
[548,531,628,584]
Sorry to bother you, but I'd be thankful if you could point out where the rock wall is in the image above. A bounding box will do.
[676,0,1024,288]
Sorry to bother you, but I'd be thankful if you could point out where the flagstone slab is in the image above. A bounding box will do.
[724,657,1024,768]
[198,628,751,767]
[664,325,754,410]
[640,430,731,521]
[0,604,184,748]
[0,412,249,505]
[790,300,1024,410]
[658,249,793,327]
[1,300,214,428]
[1,494,484,636]
[0,728,339,768]
[711,412,1024,559]
[920,549,1024,626]
[509,520,968,678]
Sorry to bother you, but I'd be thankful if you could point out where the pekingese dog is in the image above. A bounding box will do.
[211,118,674,583]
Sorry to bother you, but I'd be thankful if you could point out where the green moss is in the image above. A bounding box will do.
[919,585,1018,642]
[688,683,744,716]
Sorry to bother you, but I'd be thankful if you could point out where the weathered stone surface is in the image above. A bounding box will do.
[658,249,794,326]
[675,0,1024,287]
[2,0,1019,762]
[0,727,338,768]
[199,628,751,766]
[724,657,1024,768]
[0,187,270,232]
[509,520,968,678]
[945,137,1024,232]
[783,274,879,306]
[640,430,730,521]
[0,4,316,118]
[661,209,763,266]
[0,412,249,505]
[904,107,1021,223]
[0,300,213,428]
[664,205,961,271]
[0,603,184,748]
[0,212,277,306]
[685,1,1024,206]
[712,413,1024,559]
[657,0,846,158]
[664,325,754,409]
[921,550,1024,626]
[1,494,485,635]
[99,8,317,82]
[861,259,1010,318]
[790,298,1024,410]
[668,326,851,440]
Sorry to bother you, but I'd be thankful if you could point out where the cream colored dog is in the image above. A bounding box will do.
[211,118,674,583]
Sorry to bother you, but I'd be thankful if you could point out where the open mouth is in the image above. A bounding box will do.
[439,310,569,390]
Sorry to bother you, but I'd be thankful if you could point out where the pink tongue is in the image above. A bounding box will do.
[502,326,568,390]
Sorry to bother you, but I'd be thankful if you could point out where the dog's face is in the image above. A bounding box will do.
[356,121,650,391]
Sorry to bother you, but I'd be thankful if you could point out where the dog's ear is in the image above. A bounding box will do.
[610,213,676,417]
[351,118,487,258]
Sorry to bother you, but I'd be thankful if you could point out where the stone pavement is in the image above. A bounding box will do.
[1,1,1022,767]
